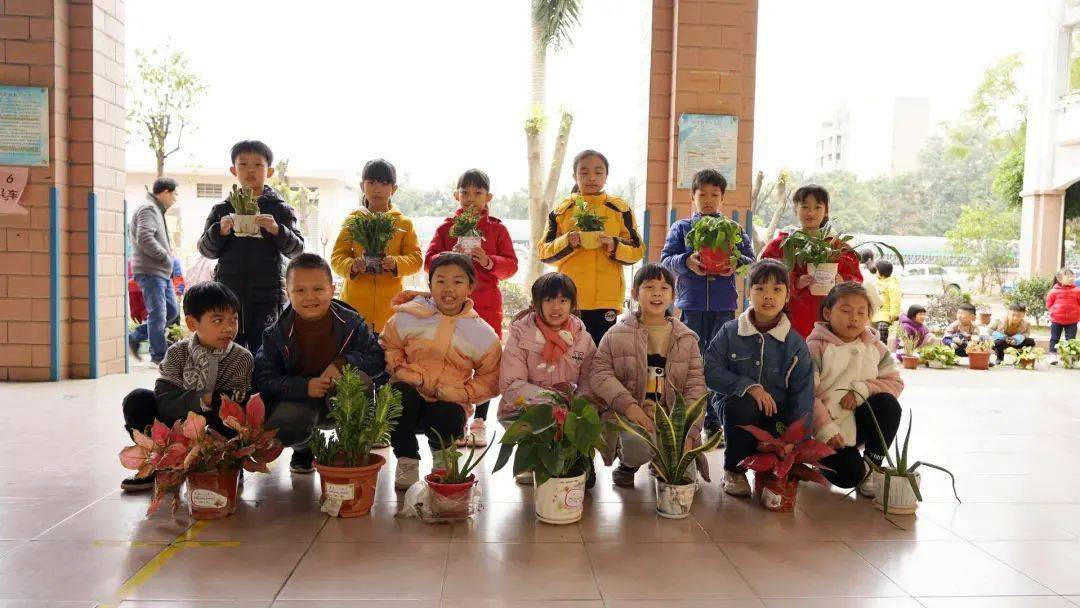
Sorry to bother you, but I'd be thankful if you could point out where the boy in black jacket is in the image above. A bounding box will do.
[120,282,253,492]
[255,254,386,473]
[198,140,305,354]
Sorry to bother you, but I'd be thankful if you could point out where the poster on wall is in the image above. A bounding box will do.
[677,113,738,190]
[0,167,29,215]
[0,86,50,167]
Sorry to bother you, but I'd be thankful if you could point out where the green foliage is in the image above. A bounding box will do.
[917,344,958,367]
[269,160,320,227]
[532,0,583,51]
[450,209,482,238]
[1005,345,1046,367]
[431,430,496,484]
[925,291,971,331]
[127,45,208,175]
[166,323,189,344]
[779,226,904,268]
[1003,276,1053,325]
[499,281,531,325]
[571,196,606,232]
[346,211,400,258]
[945,204,1019,291]
[1056,338,1080,368]
[493,384,609,486]
[685,215,744,252]
[993,135,1025,208]
[308,367,403,468]
[615,392,724,485]
[228,185,259,215]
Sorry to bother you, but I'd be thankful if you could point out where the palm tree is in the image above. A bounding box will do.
[526,0,582,284]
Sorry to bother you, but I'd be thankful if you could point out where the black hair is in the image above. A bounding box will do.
[570,149,610,194]
[958,303,977,314]
[183,281,240,320]
[230,140,273,165]
[456,168,490,191]
[362,158,397,185]
[859,249,875,265]
[747,259,790,289]
[632,263,676,294]
[907,304,927,319]
[876,260,894,278]
[820,281,874,321]
[286,252,333,283]
[691,169,727,195]
[428,252,476,285]
[531,272,579,315]
[151,177,177,195]
[1008,303,1027,313]
[792,184,830,228]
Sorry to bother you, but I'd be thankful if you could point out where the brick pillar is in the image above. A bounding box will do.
[645,0,757,261]
[0,0,125,381]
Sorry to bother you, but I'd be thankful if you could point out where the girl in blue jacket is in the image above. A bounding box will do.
[704,259,814,497]
[661,169,755,435]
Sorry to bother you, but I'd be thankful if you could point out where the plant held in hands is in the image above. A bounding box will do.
[780,225,904,296]
[228,184,259,215]
[347,211,399,260]
[683,215,749,275]
[571,196,607,233]
[450,209,484,252]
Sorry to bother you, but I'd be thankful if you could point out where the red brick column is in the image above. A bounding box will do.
[645,0,757,261]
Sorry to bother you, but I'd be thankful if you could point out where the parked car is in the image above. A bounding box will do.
[895,264,967,296]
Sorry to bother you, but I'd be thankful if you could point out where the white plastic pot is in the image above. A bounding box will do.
[655,479,696,519]
[456,235,483,253]
[806,262,838,296]
[231,214,261,238]
[927,360,946,369]
[873,470,921,515]
[534,473,586,525]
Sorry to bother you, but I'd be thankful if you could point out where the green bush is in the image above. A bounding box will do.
[1003,276,1053,325]
[925,291,972,332]
[500,281,531,329]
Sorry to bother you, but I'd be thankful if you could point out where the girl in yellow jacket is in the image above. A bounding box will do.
[538,149,645,345]
[331,159,423,333]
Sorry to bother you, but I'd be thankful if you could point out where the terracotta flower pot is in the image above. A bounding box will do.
[806,262,839,296]
[967,351,991,370]
[1018,359,1035,370]
[230,214,261,238]
[534,473,586,524]
[424,471,478,519]
[185,468,240,520]
[902,355,920,370]
[978,312,992,325]
[698,246,732,275]
[315,454,385,518]
[578,231,603,250]
[754,475,798,512]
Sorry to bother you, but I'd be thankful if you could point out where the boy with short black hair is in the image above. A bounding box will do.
[198,140,305,354]
[255,253,386,473]
[660,168,754,437]
[871,260,901,344]
[120,281,254,492]
[943,303,978,356]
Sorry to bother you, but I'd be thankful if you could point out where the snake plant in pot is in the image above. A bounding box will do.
[780,226,904,296]
[571,196,607,250]
[493,383,609,524]
[346,211,401,275]
[424,430,497,519]
[616,391,725,518]
[683,215,749,276]
[737,418,835,512]
[228,185,261,237]
[308,366,403,517]
[450,209,484,253]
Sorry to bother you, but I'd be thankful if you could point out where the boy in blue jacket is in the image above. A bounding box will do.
[704,260,814,497]
[661,169,755,436]
[254,253,386,473]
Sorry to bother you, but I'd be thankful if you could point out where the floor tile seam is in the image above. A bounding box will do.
[268,511,330,604]
[966,537,1080,596]
[32,491,140,541]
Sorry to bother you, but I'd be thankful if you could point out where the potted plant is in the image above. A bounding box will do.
[615,392,725,519]
[917,344,958,369]
[965,339,994,370]
[737,419,834,512]
[683,215,749,275]
[118,394,283,519]
[309,366,403,517]
[424,430,496,519]
[571,196,607,250]
[228,184,261,237]
[1005,345,1045,370]
[1056,338,1080,369]
[493,384,608,525]
[896,328,921,370]
[346,210,401,275]
[780,226,904,296]
[450,209,484,253]
[977,309,992,325]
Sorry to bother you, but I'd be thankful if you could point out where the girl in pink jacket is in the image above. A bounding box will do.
[807,282,904,497]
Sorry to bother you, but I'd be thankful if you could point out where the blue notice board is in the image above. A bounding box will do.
[0,86,49,166]
[677,113,738,190]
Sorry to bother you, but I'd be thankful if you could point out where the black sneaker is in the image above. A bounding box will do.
[612,464,638,488]
[121,471,155,492]
[290,448,314,474]
[127,336,142,361]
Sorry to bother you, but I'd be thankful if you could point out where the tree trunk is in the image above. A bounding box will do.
[756,176,789,251]
[526,19,548,285]
[541,111,574,225]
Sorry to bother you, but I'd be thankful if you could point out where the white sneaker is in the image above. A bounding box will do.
[515,471,534,485]
[858,470,883,498]
[722,471,751,497]
[456,419,488,447]
[395,457,420,490]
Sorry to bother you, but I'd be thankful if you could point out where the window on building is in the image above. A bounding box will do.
[196,183,222,199]
[836,134,843,149]
[835,151,841,161]
[1070,27,1080,93]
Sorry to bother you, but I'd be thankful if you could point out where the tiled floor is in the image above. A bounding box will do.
[1,365,1079,607]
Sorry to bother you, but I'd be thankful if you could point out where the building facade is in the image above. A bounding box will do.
[815,97,930,178]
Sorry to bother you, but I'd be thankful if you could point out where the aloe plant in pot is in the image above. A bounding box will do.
[308,366,403,517]
[493,384,609,524]
[571,196,607,250]
[780,226,904,296]
[228,184,261,237]
[425,430,496,519]
[616,391,724,519]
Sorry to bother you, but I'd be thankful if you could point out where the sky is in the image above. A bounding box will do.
[125,0,1042,189]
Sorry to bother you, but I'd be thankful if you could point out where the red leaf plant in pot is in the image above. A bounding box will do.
[737,418,835,512]
[119,394,283,519]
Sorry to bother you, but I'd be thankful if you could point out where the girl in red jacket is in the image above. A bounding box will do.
[1047,267,1079,358]
[424,169,518,446]
[760,185,862,337]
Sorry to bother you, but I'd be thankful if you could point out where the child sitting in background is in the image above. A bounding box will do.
[807,282,904,496]
[890,304,937,359]
[989,304,1035,362]
[120,281,253,492]
[943,303,978,357]
[1047,267,1079,360]
[871,260,901,344]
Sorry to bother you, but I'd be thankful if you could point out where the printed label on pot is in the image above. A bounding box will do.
[762,487,782,509]
[564,488,585,509]
[190,489,228,509]
[321,498,342,517]
[812,269,836,283]
[325,482,356,502]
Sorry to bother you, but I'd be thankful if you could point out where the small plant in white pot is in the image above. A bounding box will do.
[616,391,724,519]
[1057,338,1080,369]
[450,209,484,253]
[779,226,903,296]
[571,197,607,250]
[228,185,261,237]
